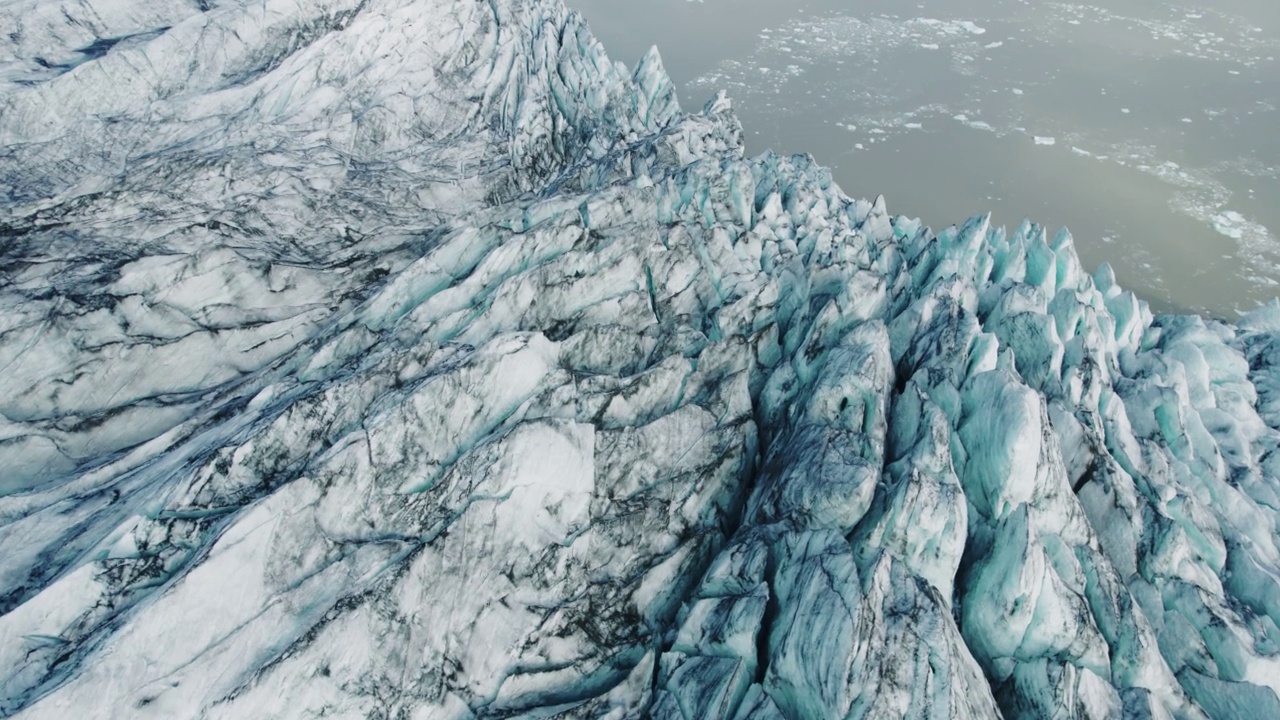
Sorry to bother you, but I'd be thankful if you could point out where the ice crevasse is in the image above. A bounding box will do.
[1,0,1280,717]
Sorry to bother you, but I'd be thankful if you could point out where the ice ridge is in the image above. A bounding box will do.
[2,0,1280,718]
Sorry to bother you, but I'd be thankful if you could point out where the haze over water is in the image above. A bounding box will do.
[570,0,1280,317]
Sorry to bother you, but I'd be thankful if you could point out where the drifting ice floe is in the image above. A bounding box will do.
[2,0,1280,718]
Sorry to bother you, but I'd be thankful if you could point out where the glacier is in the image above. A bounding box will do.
[2,0,1280,717]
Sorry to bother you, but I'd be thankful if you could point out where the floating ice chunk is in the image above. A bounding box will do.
[1211,210,1248,239]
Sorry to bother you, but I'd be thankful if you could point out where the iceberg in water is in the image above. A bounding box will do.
[1,0,1280,717]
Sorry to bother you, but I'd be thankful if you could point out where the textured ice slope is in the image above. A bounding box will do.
[3,0,1280,717]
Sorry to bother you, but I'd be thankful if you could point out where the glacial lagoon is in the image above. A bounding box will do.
[571,0,1280,316]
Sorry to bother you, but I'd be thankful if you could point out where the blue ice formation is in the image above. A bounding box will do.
[2,0,1280,717]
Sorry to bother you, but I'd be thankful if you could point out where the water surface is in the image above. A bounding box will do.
[570,0,1280,316]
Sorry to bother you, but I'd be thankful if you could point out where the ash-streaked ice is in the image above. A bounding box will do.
[1,0,1279,718]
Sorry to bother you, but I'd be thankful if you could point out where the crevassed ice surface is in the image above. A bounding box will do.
[1,0,1280,718]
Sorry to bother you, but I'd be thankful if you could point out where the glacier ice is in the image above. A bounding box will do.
[2,0,1280,717]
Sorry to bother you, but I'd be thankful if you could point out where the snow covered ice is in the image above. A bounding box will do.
[2,0,1280,717]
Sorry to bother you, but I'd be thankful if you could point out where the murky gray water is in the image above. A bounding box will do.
[570,0,1280,316]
